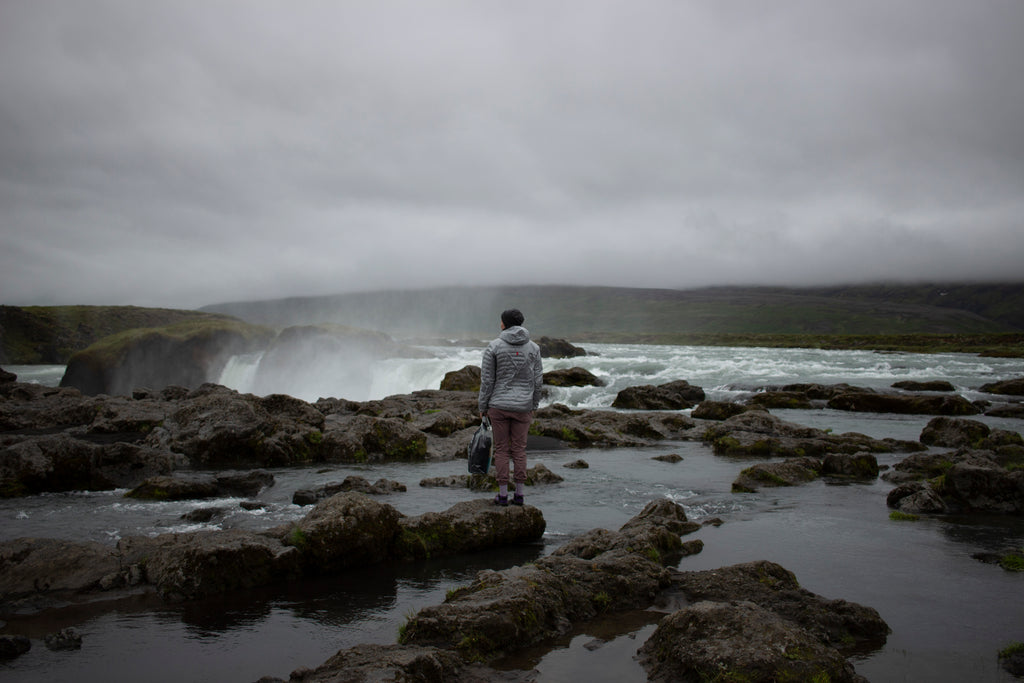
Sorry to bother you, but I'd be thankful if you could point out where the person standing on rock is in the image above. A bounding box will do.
[478,308,544,506]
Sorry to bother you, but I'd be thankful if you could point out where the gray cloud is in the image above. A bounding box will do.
[2,0,1022,308]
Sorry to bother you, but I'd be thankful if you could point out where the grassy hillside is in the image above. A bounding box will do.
[0,306,239,364]
[203,283,1024,339]
[4,283,1023,364]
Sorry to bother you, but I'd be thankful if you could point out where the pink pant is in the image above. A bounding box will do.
[487,407,532,486]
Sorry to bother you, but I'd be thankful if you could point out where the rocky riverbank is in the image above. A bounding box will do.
[3,365,1024,679]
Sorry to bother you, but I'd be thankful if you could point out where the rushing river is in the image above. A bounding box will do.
[2,344,1023,682]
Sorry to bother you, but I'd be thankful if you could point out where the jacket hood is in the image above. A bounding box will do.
[499,325,531,345]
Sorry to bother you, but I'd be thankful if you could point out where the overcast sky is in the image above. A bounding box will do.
[2,1,1023,309]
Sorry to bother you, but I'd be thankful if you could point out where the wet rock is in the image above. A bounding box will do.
[691,400,754,421]
[828,390,980,416]
[0,538,120,610]
[419,464,564,490]
[399,500,696,660]
[542,367,603,387]
[746,391,814,410]
[822,452,880,479]
[215,469,275,497]
[0,634,31,660]
[651,453,683,463]
[394,499,545,561]
[732,457,822,492]
[0,368,17,383]
[704,411,923,459]
[979,377,1024,396]
[439,365,480,391]
[1001,644,1024,677]
[892,380,956,392]
[920,416,992,449]
[44,627,82,651]
[536,336,586,358]
[884,448,1024,514]
[611,380,705,410]
[292,475,407,505]
[887,482,948,514]
[639,600,866,683]
[666,560,890,651]
[143,529,302,602]
[1,434,183,498]
[60,320,271,397]
[180,506,225,522]
[563,459,589,469]
[282,643,467,683]
[281,492,402,574]
[125,475,220,501]
[319,413,427,463]
[986,402,1024,418]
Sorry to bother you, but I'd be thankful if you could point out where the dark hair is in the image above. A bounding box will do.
[501,308,525,328]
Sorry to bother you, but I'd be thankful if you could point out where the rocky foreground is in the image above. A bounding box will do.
[3,367,1024,679]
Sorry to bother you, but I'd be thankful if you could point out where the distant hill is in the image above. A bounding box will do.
[202,283,1024,339]
[0,306,236,364]
[4,284,1022,365]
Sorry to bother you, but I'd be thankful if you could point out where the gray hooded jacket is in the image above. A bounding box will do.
[478,325,544,414]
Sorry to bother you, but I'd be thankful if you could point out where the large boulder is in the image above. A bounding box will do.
[704,411,923,459]
[145,385,326,467]
[827,390,980,416]
[892,380,956,392]
[282,492,404,573]
[542,367,603,387]
[438,365,480,391]
[1,434,184,498]
[732,458,823,492]
[60,319,272,396]
[141,529,302,602]
[399,500,696,660]
[319,414,428,462]
[885,448,1024,514]
[665,560,890,652]
[292,475,407,506]
[0,538,121,611]
[536,336,586,358]
[979,377,1024,396]
[611,380,705,410]
[395,499,545,561]
[640,600,866,683]
[920,416,992,448]
[692,400,756,421]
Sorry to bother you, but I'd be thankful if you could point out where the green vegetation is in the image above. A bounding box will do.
[286,527,309,550]
[999,551,1024,572]
[889,511,920,522]
[0,305,246,364]
[1000,642,1024,658]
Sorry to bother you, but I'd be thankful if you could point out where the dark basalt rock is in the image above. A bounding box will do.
[885,447,1024,514]
[292,475,406,505]
[892,380,956,392]
[732,457,823,492]
[0,492,548,611]
[979,377,1024,396]
[60,320,272,397]
[439,365,480,391]
[612,380,705,410]
[827,390,980,416]
[542,367,603,387]
[0,635,31,660]
[704,411,923,459]
[536,336,587,358]
[691,400,756,421]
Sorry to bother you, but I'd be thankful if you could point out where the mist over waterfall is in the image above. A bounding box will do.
[217,346,483,402]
